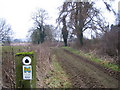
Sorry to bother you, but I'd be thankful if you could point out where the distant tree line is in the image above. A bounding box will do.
[29,1,119,49]
[30,9,55,44]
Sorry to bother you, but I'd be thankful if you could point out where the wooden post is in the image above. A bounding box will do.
[15,52,36,88]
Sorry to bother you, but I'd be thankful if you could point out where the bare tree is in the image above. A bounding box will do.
[31,8,49,44]
[57,2,100,46]
[102,0,116,15]
[0,18,12,43]
[32,8,49,27]
[44,25,54,41]
[57,1,113,46]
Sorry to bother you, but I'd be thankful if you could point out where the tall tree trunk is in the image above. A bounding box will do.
[62,15,68,47]
[62,29,68,46]
[75,3,84,46]
[79,30,83,46]
[78,2,84,46]
[76,29,83,46]
[64,38,67,46]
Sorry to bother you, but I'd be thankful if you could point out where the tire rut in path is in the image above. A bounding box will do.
[54,48,119,88]
[64,49,119,80]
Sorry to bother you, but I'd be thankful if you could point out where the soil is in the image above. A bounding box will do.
[53,48,119,88]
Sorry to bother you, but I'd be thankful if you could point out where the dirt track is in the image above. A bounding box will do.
[53,48,119,88]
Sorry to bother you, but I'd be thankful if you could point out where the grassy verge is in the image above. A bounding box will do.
[44,54,72,88]
[62,47,120,72]
[2,46,24,53]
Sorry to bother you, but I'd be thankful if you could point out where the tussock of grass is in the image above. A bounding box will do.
[44,54,72,88]
[62,47,120,72]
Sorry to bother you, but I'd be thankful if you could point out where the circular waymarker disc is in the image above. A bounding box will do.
[22,56,31,65]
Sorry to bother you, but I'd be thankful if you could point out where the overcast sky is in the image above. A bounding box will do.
[0,0,119,40]
[0,0,64,40]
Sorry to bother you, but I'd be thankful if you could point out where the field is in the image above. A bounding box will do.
[2,46,26,88]
[1,44,119,88]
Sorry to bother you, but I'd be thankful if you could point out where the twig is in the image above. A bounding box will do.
[3,69,15,86]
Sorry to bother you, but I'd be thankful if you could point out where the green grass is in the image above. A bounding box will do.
[2,46,24,53]
[62,47,120,72]
[44,54,72,88]
[2,46,25,59]
[16,51,34,56]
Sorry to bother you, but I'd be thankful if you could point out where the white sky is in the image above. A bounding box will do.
[0,0,119,40]
[0,0,64,39]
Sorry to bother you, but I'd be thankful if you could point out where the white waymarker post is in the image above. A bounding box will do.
[22,56,32,80]
[15,52,36,88]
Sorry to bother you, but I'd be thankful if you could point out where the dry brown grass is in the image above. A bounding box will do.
[2,43,52,88]
[2,46,25,88]
[29,43,52,88]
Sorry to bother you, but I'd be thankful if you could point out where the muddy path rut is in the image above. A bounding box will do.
[53,48,119,88]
